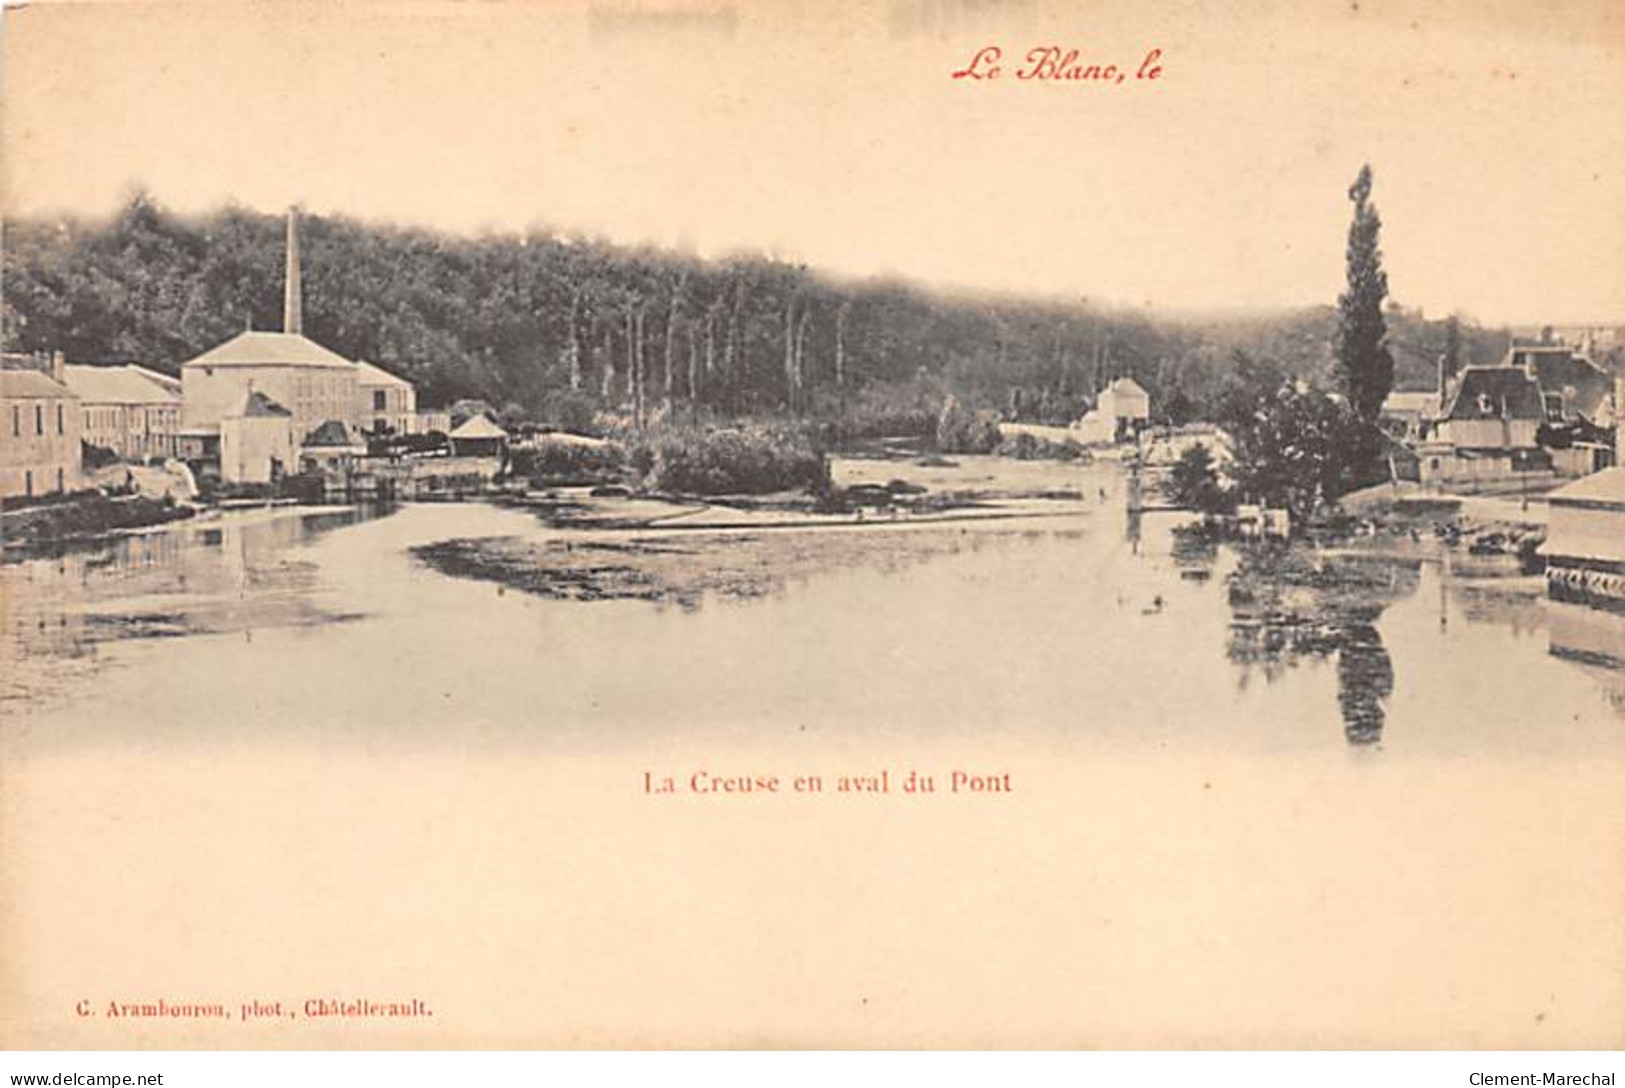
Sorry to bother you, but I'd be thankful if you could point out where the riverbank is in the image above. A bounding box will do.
[416,453,1098,605]
[1335,487,1545,566]
[0,491,196,556]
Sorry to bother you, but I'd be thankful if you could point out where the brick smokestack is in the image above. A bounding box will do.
[283,207,302,336]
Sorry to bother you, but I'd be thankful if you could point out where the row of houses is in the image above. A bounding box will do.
[0,211,498,500]
[1378,340,1625,610]
[1379,342,1619,487]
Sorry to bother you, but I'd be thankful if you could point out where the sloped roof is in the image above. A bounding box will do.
[0,369,76,399]
[1106,377,1148,397]
[1442,366,1546,422]
[130,365,183,395]
[1549,467,1625,507]
[1510,349,1614,421]
[449,414,508,439]
[63,364,182,405]
[533,430,610,449]
[302,419,360,447]
[228,390,292,418]
[1382,391,1441,416]
[354,359,412,388]
[182,331,354,370]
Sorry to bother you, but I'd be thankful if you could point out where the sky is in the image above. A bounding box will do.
[3,0,1623,325]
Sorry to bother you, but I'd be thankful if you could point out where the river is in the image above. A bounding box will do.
[3,455,1621,1047]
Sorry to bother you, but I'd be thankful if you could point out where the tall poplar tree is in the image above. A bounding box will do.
[1335,164,1395,423]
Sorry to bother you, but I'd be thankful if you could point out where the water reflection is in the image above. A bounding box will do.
[2,504,392,710]
[1336,624,1394,745]
[1193,534,1422,746]
[5,459,1625,749]
[1548,602,1625,715]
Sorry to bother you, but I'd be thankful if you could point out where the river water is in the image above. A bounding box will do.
[3,456,1622,1047]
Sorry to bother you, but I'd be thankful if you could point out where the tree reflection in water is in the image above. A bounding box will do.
[1335,623,1394,745]
[1177,527,1420,745]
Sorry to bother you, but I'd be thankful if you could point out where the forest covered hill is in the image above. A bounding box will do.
[2,194,1518,429]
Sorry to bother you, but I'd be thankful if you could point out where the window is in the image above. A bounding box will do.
[10,406,18,436]
[24,470,33,496]
[373,390,388,411]
[57,404,64,435]
[36,404,44,435]
[56,467,64,492]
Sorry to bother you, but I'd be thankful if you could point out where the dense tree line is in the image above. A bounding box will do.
[2,193,1510,431]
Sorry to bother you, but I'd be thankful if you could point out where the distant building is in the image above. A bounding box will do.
[1,353,82,500]
[356,359,419,435]
[63,364,183,461]
[448,399,498,429]
[299,419,367,473]
[1544,377,1625,609]
[179,209,426,462]
[1545,470,1625,608]
[1097,377,1150,422]
[1434,366,1546,451]
[182,330,360,441]
[1506,344,1614,425]
[1074,377,1150,445]
[219,390,296,485]
[416,408,453,435]
[1379,390,1441,442]
[1417,366,1549,487]
[448,414,509,458]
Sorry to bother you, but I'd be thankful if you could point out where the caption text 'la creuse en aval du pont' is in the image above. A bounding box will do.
[642,770,1013,796]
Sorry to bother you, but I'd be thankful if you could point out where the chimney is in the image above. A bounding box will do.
[283,207,303,336]
[50,350,64,384]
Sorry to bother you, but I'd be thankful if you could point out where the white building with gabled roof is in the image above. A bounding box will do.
[179,209,430,462]
[1073,376,1152,445]
[181,329,360,440]
[219,390,297,485]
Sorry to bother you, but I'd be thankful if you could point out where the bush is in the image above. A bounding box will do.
[936,396,1002,454]
[1229,386,1375,520]
[811,380,940,443]
[1166,443,1235,515]
[635,423,830,496]
[536,389,605,435]
[995,432,1085,461]
[513,437,627,484]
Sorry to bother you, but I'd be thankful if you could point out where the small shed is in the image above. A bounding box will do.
[449,414,509,458]
[300,419,367,470]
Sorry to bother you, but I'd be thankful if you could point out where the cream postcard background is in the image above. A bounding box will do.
[1,0,1623,1050]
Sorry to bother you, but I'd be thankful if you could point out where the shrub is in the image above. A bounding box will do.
[514,437,627,484]
[1166,443,1235,515]
[995,432,1085,461]
[811,380,940,442]
[936,396,1002,454]
[636,423,830,496]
